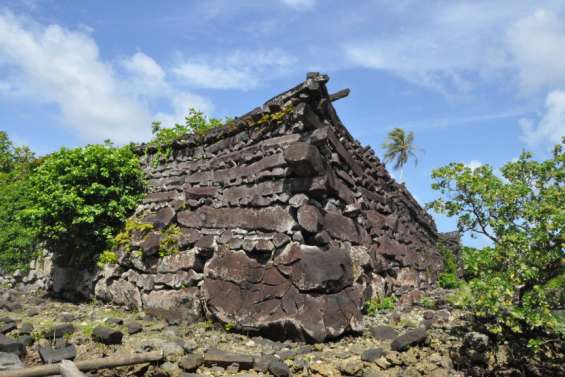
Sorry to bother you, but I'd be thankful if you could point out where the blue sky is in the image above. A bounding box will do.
[1,0,564,245]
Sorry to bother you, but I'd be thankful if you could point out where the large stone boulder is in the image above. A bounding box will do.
[142,288,202,323]
[202,243,363,342]
[51,265,97,300]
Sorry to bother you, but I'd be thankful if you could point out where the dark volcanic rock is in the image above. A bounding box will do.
[38,345,76,364]
[127,321,143,335]
[142,288,202,323]
[143,206,175,229]
[26,308,40,317]
[202,242,363,342]
[297,204,322,233]
[268,359,290,377]
[361,348,385,362]
[0,322,16,335]
[91,73,444,342]
[17,335,33,347]
[58,312,76,322]
[370,325,399,340]
[92,327,123,345]
[203,348,254,369]
[390,328,428,351]
[18,323,33,335]
[43,324,75,339]
[141,232,161,256]
[284,142,325,176]
[0,352,23,371]
[0,335,24,356]
[179,354,204,372]
[105,318,124,326]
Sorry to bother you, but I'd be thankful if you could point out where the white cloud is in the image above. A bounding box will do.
[121,52,165,83]
[343,2,565,95]
[507,9,565,93]
[280,0,316,11]
[0,11,211,144]
[465,160,483,171]
[172,49,296,90]
[520,90,565,148]
[343,1,515,93]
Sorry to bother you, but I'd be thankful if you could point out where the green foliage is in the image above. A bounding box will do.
[438,272,461,289]
[365,296,397,315]
[419,296,437,309]
[255,105,293,126]
[438,243,458,275]
[149,108,224,164]
[437,242,462,289]
[445,283,472,308]
[0,131,39,272]
[159,224,182,257]
[97,250,118,268]
[381,128,418,182]
[26,142,145,266]
[224,322,235,332]
[113,219,154,253]
[428,139,565,340]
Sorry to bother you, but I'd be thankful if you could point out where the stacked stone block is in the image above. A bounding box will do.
[94,73,442,342]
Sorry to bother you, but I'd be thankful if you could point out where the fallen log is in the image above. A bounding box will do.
[59,361,84,377]
[0,350,164,377]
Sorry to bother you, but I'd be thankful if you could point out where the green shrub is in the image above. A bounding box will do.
[25,142,145,267]
[419,296,437,309]
[437,241,462,289]
[0,132,39,272]
[96,250,118,268]
[159,224,182,257]
[365,296,397,315]
[438,272,461,289]
[113,219,153,253]
[149,108,225,164]
[438,242,458,275]
[429,138,565,340]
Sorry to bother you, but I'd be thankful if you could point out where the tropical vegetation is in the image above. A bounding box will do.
[429,138,564,344]
[381,127,419,182]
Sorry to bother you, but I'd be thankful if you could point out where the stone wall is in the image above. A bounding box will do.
[94,73,443,342]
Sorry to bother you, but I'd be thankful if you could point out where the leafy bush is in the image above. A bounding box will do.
[437,241,462,288]
[419,296,437,309]
[149,108,225,164]
[428,139,564,339]
[159,224,182,257]
[26,142,145,267]
[96,250,118,268]
[112,219,153,254]
[0,132,39,272]
[365,296,397,315]
[438,272,460,289]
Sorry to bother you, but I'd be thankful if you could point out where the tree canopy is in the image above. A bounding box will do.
[428,139,564,342]
[381,128,418,182]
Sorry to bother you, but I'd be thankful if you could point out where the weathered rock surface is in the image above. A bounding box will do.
[0,335,24,356]
[143,288,202,323]
[38,345,77,364]
[0,352,23,371]
[36,73,444,342]
[391,328,428,352]
[42,324,75,339]
[92,327,123,345]
[0,288,562,377]
[203,348,254,369]
[202,243,363,342]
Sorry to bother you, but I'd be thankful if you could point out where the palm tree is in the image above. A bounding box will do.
[381,128,418,183]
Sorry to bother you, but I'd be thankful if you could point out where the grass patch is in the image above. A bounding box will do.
[365,296,397,315]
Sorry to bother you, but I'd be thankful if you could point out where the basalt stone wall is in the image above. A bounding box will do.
[94,73,442,342]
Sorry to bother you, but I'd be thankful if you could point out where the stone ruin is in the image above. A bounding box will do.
[93,73,443,342]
